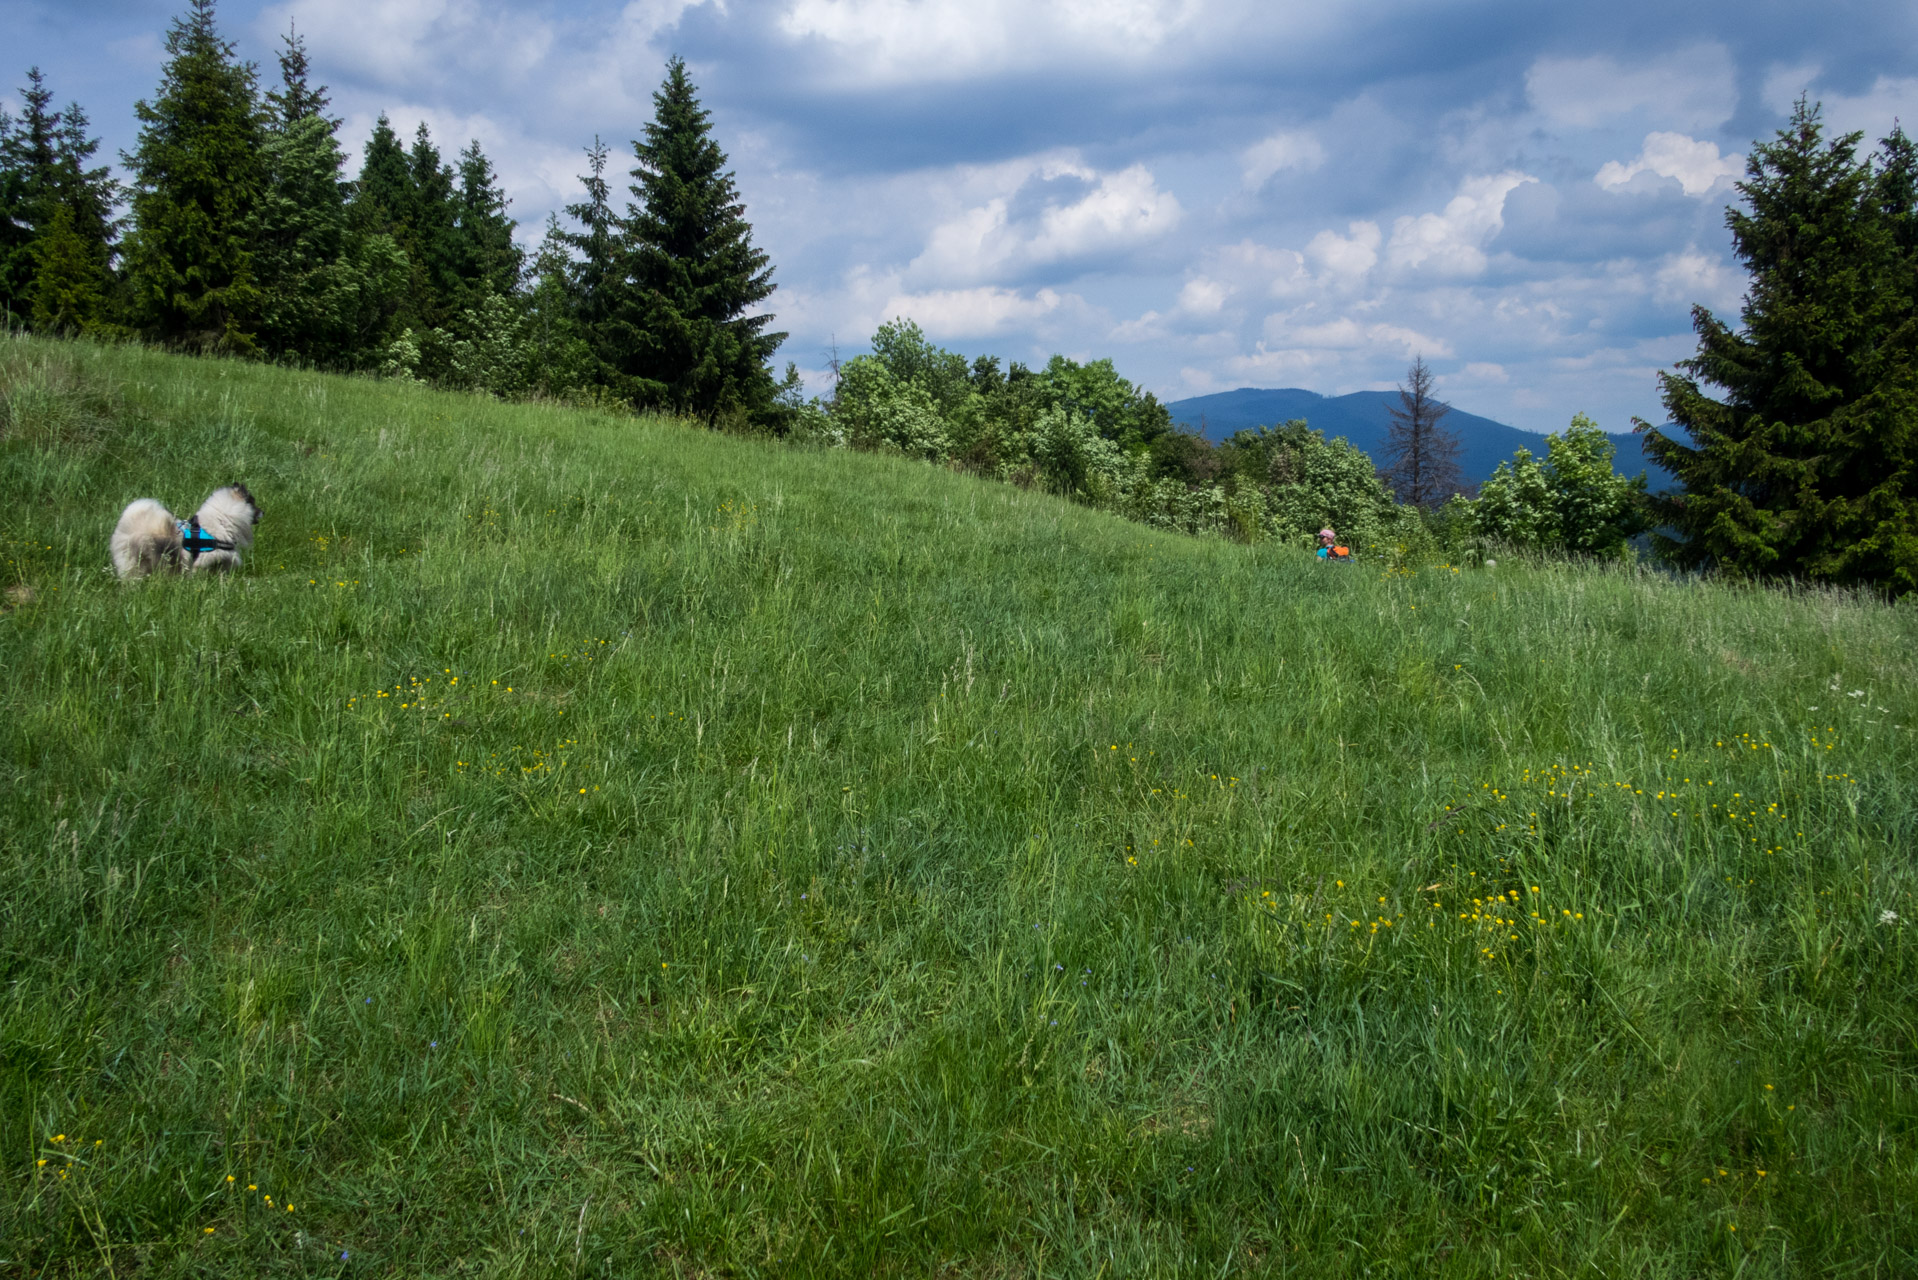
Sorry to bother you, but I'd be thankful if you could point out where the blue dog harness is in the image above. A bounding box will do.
[176,517,234,563]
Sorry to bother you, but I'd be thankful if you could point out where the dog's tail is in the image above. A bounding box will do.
[110,498,182,579]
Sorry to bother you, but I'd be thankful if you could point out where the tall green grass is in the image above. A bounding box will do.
[1,335,1914,1277]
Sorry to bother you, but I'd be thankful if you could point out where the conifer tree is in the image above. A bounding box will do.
[50,99,122,277]
[0,105,24,323]
[348,118,466,334]
[562,139,619,329]
[1,71,121,331]
[252,27,348,359]
[264,24,328,125]
[351,115,412,238]
[122,0,267,350]
[0,70,59,321]
[1379,356,1465,508]
[404,123,462,328]
[608,57,784,426]
[454,140,521,300]
[1639,101,1918,591]
[29,203,112,333]
[253,27,404,365]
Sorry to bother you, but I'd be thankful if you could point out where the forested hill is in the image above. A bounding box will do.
[1166,387,1667,488]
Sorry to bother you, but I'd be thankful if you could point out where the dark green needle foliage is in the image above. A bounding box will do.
[120,0,267,352]
[1640,100,1918,592]
[26,204,113,335]
[453,140,522,303]
[0,69,119,332]
[251,28,406,366]
[559,138,621,344]
[604,56,785,428]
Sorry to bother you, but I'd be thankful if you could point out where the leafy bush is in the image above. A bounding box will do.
[815,323,1428,556]
[1473,413,1649,557]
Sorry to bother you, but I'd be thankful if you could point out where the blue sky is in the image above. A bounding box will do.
[8,0,1918,431]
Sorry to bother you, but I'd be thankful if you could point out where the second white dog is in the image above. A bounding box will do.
[110,484,263,579]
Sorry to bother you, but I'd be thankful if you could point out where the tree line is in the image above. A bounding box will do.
[0,0,787,427]
[2,2,1914,592]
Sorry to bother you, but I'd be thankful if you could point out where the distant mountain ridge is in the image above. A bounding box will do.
[1164,387,1666,489]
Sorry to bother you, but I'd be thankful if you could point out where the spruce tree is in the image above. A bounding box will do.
[0,70,58,320]
[0,105,23,323]
[0,71,121,331]
[562,140,618,323]
[121,0,267,350]
[454,140,521,300]
[253,26,355,360]
[351,115,412,238]
[49,99,122,281]
[1638,101,1918,591]
[29,203,112,333]
[347,118,466,334]
[404,123,462,329]
[609,57,784,426]
[264,24,328,125]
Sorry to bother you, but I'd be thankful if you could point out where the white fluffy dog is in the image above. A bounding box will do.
[110,483,263,579]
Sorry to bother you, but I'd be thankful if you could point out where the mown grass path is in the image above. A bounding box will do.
[2,337,1914,1276]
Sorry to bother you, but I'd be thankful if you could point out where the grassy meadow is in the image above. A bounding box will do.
[1,334,1915,1277]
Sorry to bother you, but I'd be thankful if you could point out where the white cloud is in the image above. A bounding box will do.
[261,0,545,85]
[1177,277,1228,314]
[1385,172,1533,277]
[1653,247,1745,312]
[874,286,1070,338]
[777,0,1203,83]
[260,0,707,124]
[1306,221,1381,279]
[1764,69,1918,141]
[1458,361,1510,384]
[1596,132,1743,197]
[909,158,1182,285]
[1526,44,1737,132]
[1259,314,1454,360]
[1241,129,1325,189]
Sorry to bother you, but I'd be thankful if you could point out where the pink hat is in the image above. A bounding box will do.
[1318,528,1336,538]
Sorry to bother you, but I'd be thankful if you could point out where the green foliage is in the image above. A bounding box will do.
[3,338,1915,1273]
[26,204,113,335]
[1642,101,1918,592]
[1475,445,1557,546]
[834,353,952,458]
[558,140,620,337]
[1215,419,1414,548]
[1033,352,1175,452]
[606,57,784,426]
[120,0,267,351]
[819,321,1416,553]
[1475,414,1649,557]
[0,70,121,331]
[250,32,403,367]
[452,140,521,301]
[0,70,60,321]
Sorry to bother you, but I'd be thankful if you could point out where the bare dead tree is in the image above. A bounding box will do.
[1379,355,1465,508]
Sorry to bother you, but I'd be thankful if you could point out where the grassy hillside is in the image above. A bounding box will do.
[2,335,1914,1277]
